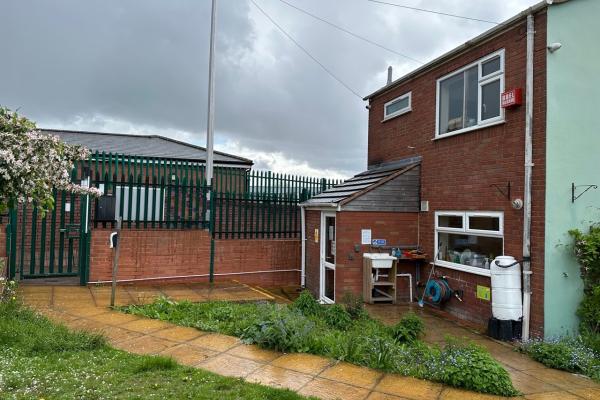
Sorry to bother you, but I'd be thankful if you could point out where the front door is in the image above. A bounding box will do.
[319,212,336,303]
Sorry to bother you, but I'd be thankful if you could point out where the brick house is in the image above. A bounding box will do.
[302,0,599,339]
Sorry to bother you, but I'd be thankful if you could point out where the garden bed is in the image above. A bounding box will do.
[0,299,311,399]
[121,291,519,396]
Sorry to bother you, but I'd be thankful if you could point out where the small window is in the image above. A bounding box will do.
[114,186,165,221]
[481,56,501,77]
[436,50,504,137]
[435,211,503,274]
[384,92,411,120]
[437,213,464,230]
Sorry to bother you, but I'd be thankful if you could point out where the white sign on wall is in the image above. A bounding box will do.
[361,229,372,245]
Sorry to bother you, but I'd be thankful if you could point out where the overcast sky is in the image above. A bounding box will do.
[1,0,538,178]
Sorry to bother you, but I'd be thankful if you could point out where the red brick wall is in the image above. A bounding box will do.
[366,13,547,335]
[89,228,300,286]
[304,210,418,301]
[305,210,321,297]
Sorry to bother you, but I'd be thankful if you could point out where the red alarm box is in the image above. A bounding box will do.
[501,88,523,108]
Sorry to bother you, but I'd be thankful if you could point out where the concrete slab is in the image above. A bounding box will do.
[198,354,263,378]
[271,353,332,375]
[319,362,383,389]
[375,375,443,400]
[298,377,370,400]
[189,333,241,352]
[159,343,218,366]
[246,365,314,391]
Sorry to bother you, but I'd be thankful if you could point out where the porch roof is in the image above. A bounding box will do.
[301,156,421,211]
[42,129,253,167]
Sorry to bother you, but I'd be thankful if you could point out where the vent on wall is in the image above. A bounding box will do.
[420,201,429,212]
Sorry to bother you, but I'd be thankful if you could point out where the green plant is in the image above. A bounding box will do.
[389,312,425,343]
[241,306,315,353]
[291,290,322,317]
[435,339,519,396]
[519,337,600,381]
[323,304,352,330]
[569,225,600,337]
[124,298,519,396]
[340,292,367,320]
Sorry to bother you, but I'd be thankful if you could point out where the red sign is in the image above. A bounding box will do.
[501,88,523,108]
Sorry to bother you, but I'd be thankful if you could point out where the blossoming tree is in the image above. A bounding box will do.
[0,107,101,214]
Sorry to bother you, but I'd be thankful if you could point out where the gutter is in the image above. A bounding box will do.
[363,0,550,101]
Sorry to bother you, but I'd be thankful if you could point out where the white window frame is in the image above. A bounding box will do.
[114,185,166,222]
[435,49,505,139]
[434,211,504,276]
[383,91,412,121]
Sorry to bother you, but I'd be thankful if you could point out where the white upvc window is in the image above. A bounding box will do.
[434,211,504,276]
[436,49,505,138]
[383,91,412,120]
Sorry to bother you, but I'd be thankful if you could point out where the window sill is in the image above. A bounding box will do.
[433,119,505,141]
[431,260,492,277]
[382,108,412,123]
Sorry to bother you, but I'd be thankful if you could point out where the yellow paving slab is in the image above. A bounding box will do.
[189,332,241,352]
[524,391,582,400]
[366,392,410,400]
[159,288,207,302]
[375,375,443,400]
[88,311,141,326]
[65,318,113,334]
[568,387,600,399]
[118,318,172,334]
[492,351,547,371]
[198,353,263,378]
[271,353,332,375]
[101,326,144,345]
[151,326,204,342]
[37,309,81,323]
[159,343,218,366]
[60,306,108,317]
[521,368,599,390]
[508,370,561,395]
[298,377,370,400]
[114,335,178,355]
[246,365,314,391]
[319,362,383,389]
[226,344,281,363]
[439,388,509,399]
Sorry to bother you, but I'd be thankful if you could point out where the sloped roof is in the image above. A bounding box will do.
[42,129,253,166]
[301,156,421,207]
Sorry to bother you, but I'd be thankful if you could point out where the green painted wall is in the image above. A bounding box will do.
[544,0,600,338]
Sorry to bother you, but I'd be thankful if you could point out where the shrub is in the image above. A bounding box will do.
[569,225,600,337]
[340,292,367,320]
[241,306,315,353]
[291,290,322,317]
[390,313,425,343]
[323,304,352,330]
[519,337,600,381]
[435,340,519,396]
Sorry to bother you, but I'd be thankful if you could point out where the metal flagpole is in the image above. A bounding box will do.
[206,0,217,283]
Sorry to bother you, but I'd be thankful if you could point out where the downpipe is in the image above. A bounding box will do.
[521,13,535,341]
[300,206,306,287]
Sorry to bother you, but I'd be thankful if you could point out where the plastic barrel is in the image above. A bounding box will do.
[491,256,523,320]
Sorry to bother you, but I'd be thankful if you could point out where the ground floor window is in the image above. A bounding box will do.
[114,185,165,221]
[435,211,503,275]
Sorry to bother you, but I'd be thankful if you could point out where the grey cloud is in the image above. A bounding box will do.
[1,0,538,176]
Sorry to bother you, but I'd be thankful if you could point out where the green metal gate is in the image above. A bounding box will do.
[7,188,91,284]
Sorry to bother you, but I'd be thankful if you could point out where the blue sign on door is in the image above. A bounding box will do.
[372,239,386,246]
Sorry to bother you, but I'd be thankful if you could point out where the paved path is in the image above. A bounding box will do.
[20,283,600,400]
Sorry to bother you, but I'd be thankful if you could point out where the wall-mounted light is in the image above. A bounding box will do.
[547,42,562,53]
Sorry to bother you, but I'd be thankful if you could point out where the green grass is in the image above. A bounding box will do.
[0,300,312,400]
[121,292,519,397]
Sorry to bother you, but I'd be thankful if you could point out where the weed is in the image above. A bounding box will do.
[389,312,425,343]
[133,355,177,373]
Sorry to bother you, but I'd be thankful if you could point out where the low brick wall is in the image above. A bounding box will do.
[89,229,300,286]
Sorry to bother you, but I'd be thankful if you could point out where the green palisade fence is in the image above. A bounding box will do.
[88,152,342,236]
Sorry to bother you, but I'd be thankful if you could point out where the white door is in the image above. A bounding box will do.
[320,212,336,303]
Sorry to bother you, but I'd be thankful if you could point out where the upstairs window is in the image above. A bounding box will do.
[383,92,411,120]
[436,50,504,137]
